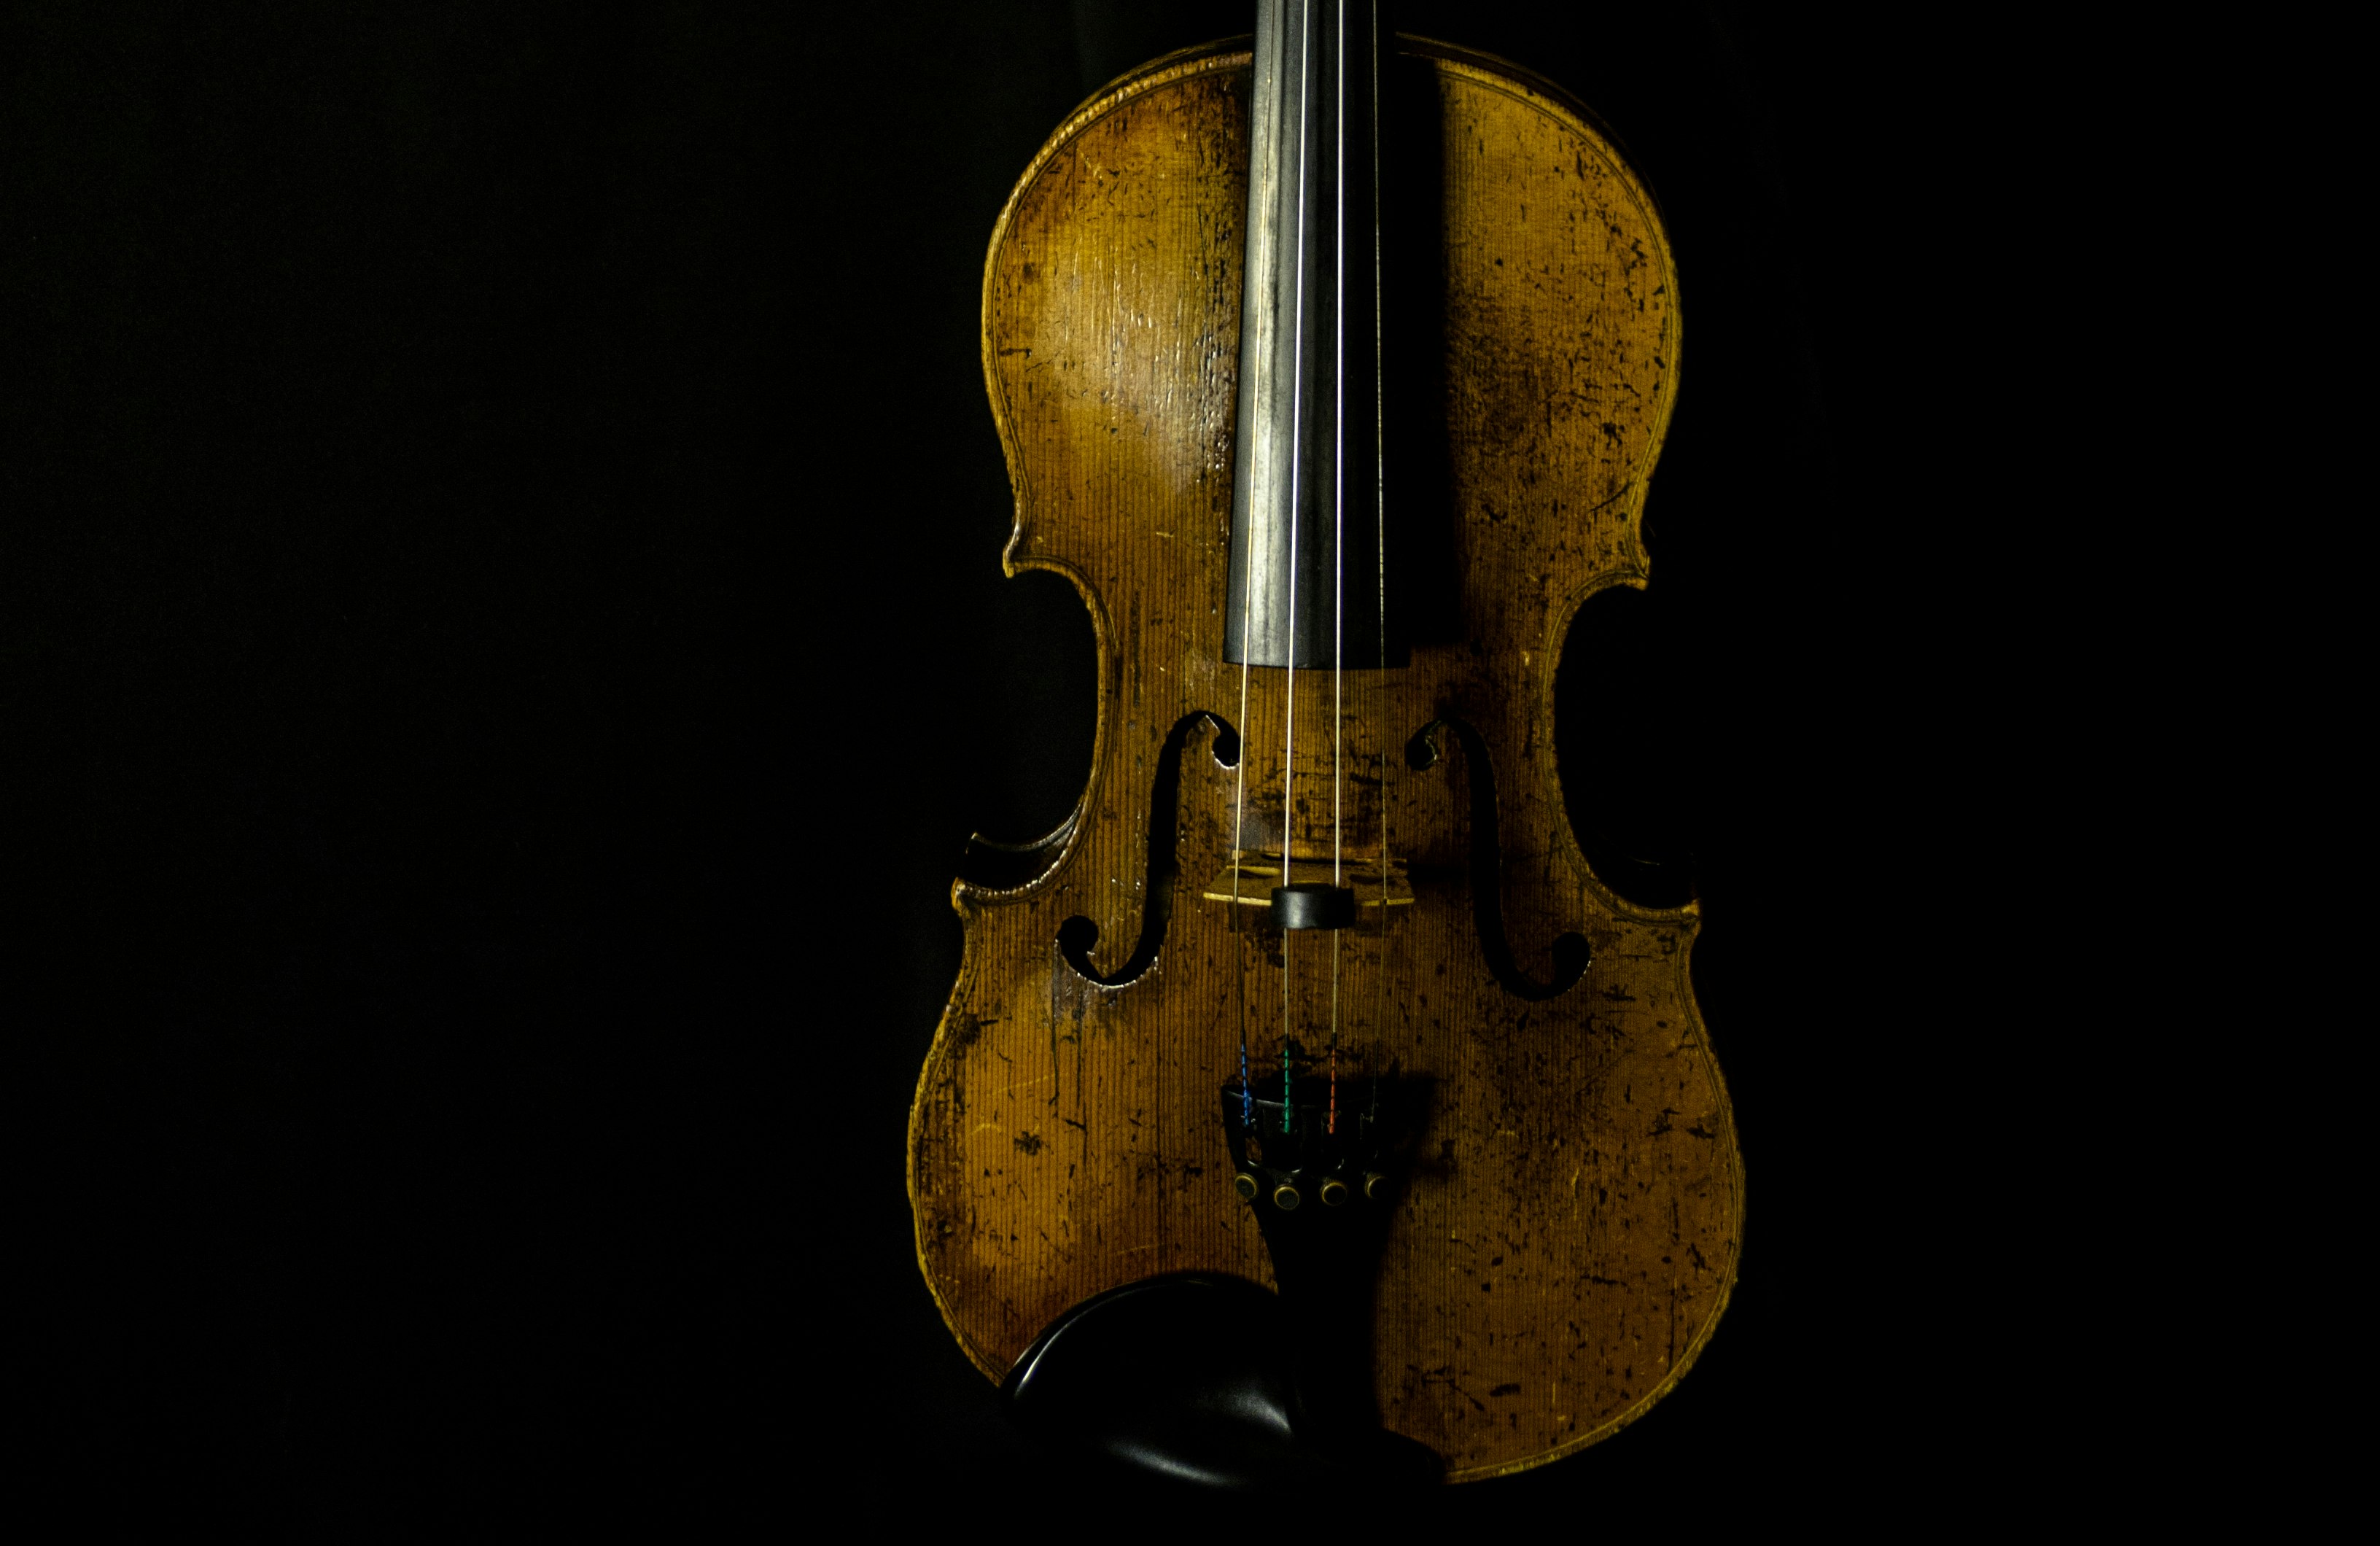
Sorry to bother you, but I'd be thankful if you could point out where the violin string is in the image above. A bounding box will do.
[1328,0,1348,1138]
[1368,0,1387,1133]
[1230,0,1289,1138]
[1231,688,1252,1112]
[1278,0,1315,1138]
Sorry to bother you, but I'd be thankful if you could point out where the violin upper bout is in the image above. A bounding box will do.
[981,47,1250,586]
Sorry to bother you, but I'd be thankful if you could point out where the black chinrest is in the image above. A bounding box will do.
[1002,1273,1440,1492]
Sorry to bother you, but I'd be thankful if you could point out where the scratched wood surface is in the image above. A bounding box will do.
[908,37,1741,1481]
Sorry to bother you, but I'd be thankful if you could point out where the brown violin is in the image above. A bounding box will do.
[908,1,1741,1483]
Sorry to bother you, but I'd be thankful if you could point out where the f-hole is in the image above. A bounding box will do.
[1056,710,1238,987]
[1408,718,1591,1001]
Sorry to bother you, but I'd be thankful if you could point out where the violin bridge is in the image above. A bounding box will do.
[1201,852,1413,909]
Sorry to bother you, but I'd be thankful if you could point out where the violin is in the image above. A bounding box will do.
[908,1,1741,1482]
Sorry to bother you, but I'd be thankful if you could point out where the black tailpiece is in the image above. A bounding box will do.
[1003,1076,1438,1491]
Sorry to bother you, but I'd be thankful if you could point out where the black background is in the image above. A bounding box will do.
[9,1,2028,1528]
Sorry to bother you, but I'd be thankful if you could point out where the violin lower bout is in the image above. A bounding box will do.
[911,788,1739,1479]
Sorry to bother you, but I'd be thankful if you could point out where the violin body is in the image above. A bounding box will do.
[908,34,1741,1480]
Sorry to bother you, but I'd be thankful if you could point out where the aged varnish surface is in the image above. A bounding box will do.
[908,36,1741,1480]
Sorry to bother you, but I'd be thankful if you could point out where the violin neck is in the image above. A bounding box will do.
[1226,0,1395,671]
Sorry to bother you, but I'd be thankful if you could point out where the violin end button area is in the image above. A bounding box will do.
[1234,1172,1261,1201]
[1318,1178,1350,1208]
[1272,1182,1302,1211]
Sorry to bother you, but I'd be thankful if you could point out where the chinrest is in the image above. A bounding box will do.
[1002,1273,1440,1492]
